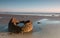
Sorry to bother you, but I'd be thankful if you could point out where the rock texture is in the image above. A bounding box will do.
[21,20,33,33]
[8,17,21,33]
[8,17,33,34]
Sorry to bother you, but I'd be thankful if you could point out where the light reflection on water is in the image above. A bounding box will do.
[0,19,60,33]
[33,19,60,32]
[0,24,8,32]
[46,21,60,24]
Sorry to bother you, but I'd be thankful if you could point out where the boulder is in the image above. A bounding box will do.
[8,18,33,34]
[8,17,21,33]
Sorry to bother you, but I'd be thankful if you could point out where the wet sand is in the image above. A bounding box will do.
[0,14,60,38]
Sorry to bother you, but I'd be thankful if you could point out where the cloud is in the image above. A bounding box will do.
[0,8,60,13]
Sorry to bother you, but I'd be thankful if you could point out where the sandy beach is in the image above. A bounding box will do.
[0,14,60,38]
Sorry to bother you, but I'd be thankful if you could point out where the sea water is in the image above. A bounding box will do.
[0,18,60,32]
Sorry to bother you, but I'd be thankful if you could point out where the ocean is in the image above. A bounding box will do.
[0,13,60,38]
[0,12,60,16]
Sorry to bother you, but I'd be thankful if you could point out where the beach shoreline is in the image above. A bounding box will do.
[0,14,60,38]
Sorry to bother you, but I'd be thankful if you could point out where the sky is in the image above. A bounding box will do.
[0,0,60,13]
